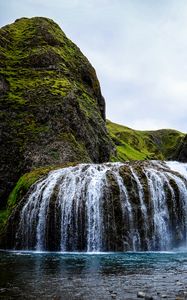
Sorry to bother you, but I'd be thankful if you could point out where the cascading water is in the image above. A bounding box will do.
[7,161,187,252]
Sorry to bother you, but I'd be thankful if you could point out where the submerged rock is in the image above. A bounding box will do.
[145,296,153,300]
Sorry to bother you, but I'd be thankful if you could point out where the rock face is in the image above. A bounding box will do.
[0,17,113,206]
[172,135,187,162]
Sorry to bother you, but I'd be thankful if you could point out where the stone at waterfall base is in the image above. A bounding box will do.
[137,291,154,299]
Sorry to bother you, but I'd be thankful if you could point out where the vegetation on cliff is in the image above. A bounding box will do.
[0,17,113,207]
[0,162,78,235]
[107,120,185,161]
[172,134,187,162]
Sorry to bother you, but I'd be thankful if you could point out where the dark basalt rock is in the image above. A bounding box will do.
[0,17,114,207]
[0,76,9,95]
[172,135,187,162]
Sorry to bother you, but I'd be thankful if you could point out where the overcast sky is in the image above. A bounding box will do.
[1,0,187,132]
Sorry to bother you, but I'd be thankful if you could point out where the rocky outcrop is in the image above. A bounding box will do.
[172,135,187,162]
[0,17,113,207]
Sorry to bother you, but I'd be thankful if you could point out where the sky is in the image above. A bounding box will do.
[0,0,187,132]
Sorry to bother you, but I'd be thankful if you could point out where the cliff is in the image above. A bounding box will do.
[172,135,187,162]
[0,17,113,206]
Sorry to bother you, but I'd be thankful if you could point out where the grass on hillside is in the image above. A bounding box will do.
[107,120,185,162]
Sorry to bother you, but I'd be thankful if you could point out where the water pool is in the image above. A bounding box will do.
[0,251,187,299]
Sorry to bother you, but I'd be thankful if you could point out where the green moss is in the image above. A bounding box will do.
[79,92,97,117]
[107,120,185,162]
[7,92,26,104]
[7,166,55,209]
[0,210,9,227]
[7,162,82,209]
[1,167,54,231]
[57,132,91,161]
[51,78,71,96]
[0,162,81,230]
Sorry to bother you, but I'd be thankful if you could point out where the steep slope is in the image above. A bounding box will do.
[107,120,185,161]
[0,17,113,206]
[172,134,187,162]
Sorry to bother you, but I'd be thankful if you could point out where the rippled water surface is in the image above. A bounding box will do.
[0,251,187,299]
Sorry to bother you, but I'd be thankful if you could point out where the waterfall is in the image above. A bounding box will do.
[10,161,187,252]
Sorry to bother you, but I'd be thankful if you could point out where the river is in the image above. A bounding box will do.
[0,250,187,299]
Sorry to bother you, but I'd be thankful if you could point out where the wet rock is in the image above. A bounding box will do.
[0,75,9,95]
[137,291,146,298]
[145,295,153,300]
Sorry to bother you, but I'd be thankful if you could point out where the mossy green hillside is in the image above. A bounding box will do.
[107,120,185,161]
[0,17,113,206]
